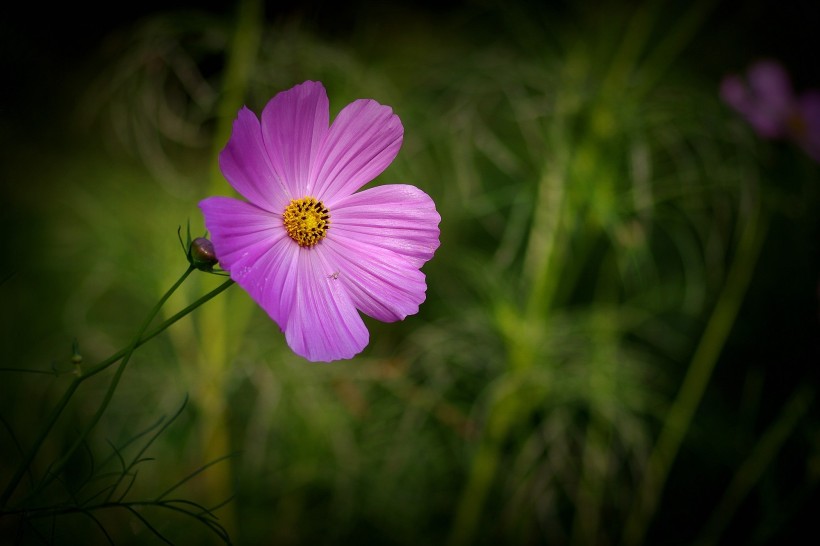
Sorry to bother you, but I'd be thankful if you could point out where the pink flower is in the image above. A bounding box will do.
[721,59,820,162]
[200,81,441,362]
[720,60,794,138]
[792,91,820,162]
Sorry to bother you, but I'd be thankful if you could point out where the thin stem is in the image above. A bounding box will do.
[89,266,194,379]
[622,192,767,545]
[0,270,234,508]
[88,276,235,379]
[570,409,610,546]
[194,2,262,537]
[209,0,262,191]
[448,115,570,546]
[1,266,193,506]
[522,143,568,322]
[695,387,813,546]
[34,266,196,496]
[447,377,526,546]
[14,499,232,543]
[0,382,81,508]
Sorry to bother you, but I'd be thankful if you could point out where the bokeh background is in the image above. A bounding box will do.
[2,0,819,544]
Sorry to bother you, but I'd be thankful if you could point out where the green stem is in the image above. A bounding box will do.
[90,276,235,378]
[449,119,571,546]
[522,150,567,322]
[0,382,81,508]
[210,0,262,191]
[570,409,609,546]
[696,386,813,546]
[446,377,525,546]
[32,267,195,496]
[0,270,234,508]
[622,193,767,545]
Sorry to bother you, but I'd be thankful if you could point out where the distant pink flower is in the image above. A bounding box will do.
[793,91,820,162]
[200,81,441,362]
[721,59,820,162]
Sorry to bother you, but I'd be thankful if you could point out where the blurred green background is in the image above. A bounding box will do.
[2,0,819,544]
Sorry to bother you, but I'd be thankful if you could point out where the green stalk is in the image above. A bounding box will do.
[622,193,767,545]
[570,409,610,545]
[35,266,196,492]
[696,387,813,546]
[86,277,235,378]
[189,0,262,536]
[446,376,527,546]
[448,127,572,546]
[2,266,193,505]
[210,0,262,190]
[523,162,568,321]
[0,271,235,508]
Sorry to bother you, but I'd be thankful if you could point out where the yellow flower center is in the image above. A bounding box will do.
[283,197,330,247]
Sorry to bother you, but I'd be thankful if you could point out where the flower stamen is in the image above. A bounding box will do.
[283,197,330,247]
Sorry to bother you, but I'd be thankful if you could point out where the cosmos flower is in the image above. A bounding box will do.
[200,81,441,362]
[794,90,820,162]
[721,59,820,162]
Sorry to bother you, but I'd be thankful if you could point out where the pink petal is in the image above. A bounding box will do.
[285,248,369,362]
[720,74,750,113]
[744,60,794,138]
[748,60,793,111]
[798,91,820,128]
[218,108,291,212]
[795,91,820,162]
[322,236,430,323]
[329,184,441,268]
[310,99,403,203]
[261,81,330,197]
[199,196,298,328]
[720,61,799,139]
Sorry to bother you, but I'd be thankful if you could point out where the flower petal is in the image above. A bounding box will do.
[321,237,428,323]
[311,99,403,203]
[744,60,794,138]
[199,196,297,328]
[796,91,820,162]
[329,184,441,268]
[285,248,369,362]
[261,81,330,197]
[720,75,750,114]
[748,60,793,111]
[218,108,290,212]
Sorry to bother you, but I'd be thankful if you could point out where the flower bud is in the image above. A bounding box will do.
[190,237,218,271]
